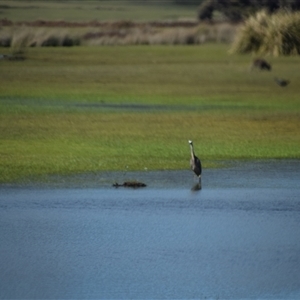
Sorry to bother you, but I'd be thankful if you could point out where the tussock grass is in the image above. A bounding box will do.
[0,45,299,183]
[1,26,81,48]
[230,10,300,56]
[0,0,237,47]
[82,22,237,45]
[0,21,237,47]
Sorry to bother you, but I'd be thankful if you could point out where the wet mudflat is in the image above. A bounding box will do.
[0,160,300,299]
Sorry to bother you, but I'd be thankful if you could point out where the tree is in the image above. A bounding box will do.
[174,0,204,5]
[197,0,300,22]
[198,0,215,20]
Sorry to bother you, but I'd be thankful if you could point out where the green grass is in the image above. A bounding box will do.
[0,1,198,22]
[0,45,300,183]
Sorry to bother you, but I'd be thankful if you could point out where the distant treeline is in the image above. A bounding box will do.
[107,0,300,9]
[92,0,204,4]
[173,0,203,4]
[198,0,300,21]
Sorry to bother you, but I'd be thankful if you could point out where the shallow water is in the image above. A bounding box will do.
[0,160,300,299]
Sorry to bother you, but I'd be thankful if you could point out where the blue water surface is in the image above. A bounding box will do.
[0,160,300,299]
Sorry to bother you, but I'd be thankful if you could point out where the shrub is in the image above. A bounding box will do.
[41,34,80,47]
[198,0,214,21]
[230,10,300,56]
[41,35,60,47]
[0,35,11,47]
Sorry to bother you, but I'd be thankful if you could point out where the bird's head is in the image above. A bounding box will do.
[188,140,193,145]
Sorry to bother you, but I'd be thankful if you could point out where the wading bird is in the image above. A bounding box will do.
[274,77,290,87]
[189,140,202,188]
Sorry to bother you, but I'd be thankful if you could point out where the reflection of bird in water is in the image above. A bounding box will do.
[189,140,202,188]
[274,77,290,87]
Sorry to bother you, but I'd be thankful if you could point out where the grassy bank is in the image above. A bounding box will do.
[0,1,236,48]
[0,45,300,183]
[0,1,198,22]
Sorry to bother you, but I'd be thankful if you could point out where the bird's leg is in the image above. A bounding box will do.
[198,175,202,189]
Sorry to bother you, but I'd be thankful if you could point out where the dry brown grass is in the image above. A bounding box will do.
[0,19,238,47]
[230,10,300,56]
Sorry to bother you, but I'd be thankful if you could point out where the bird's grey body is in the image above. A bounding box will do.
[189,140,202,188]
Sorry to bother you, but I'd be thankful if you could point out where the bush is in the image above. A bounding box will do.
[41,35,80,47]
[41,35,60,47]
[198,0,214,21]
[0,35,11,47]
[197,0,300,23]
[230,10,300,56]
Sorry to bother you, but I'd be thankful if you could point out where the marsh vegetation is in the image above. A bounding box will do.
[231,10,300,56]
[0,1,299,183]
[1,45,299,183]
[0,19,237,49]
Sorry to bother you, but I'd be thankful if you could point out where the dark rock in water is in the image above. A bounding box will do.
[113,181,147,188]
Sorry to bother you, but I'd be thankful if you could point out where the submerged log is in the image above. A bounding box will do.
[113,181,147,188]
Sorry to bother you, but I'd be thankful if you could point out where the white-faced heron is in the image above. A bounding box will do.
[189,140,202,187]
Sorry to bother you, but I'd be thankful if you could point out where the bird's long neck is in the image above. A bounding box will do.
[190,144,195,159]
